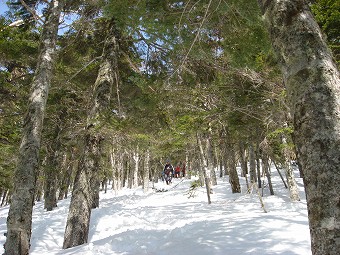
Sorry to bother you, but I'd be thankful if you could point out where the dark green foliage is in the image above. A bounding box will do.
[0,15,39,192]
[311,0,340,64]
[8,0,37,21]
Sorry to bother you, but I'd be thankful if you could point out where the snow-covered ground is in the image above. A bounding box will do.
[0,167,311,255]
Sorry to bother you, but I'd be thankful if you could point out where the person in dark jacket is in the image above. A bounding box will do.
[163,160,174,185]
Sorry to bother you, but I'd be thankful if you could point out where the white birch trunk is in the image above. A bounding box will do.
[132,149,139,188]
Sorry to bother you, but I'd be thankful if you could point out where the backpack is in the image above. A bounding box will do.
[165,165,172,175]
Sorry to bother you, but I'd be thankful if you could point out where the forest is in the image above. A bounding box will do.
[0,0,339,255]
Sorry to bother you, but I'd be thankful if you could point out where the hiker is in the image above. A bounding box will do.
[163,161,174,185]
[175,164,181,178]
[181,161,186,177]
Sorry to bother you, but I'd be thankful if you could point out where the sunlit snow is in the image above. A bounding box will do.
[0,166,311,255]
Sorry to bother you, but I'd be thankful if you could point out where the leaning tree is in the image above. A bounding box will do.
[257,0,340,254]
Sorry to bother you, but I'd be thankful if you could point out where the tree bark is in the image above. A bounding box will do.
[282,135,300,201]
[143,149,150,193]
[255,142,262,188]
[206,128,217,186]
[224,128,241,193]
[4,1,63,254]
[249,143,257,183]
[239,141,248,177]
[197,132,212,204]
[132,149,140,188]
[258,1,340,253]
[227,143,241,193]
[262,155,274,195]
[63,19,119,249]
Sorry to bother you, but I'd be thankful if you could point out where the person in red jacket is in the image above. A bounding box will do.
[175,164,181,178]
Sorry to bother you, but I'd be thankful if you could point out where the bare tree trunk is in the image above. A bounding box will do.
[255,143,262,188]
[44,143,61,210]
[258,1,340,253]
[227,144,241,193]
[262,155,274,195]
[4,1,64,254]
[206,128,217,186]
[223,127,241,193]
[58,152,73,200]
[249,143,257,183]
[197,132,212,204]
[282,135,300,201]
[1,190,8,206]
[110,149,118,192]
[132,148,140,188]
[127,154,133,189]
[273,160,288,189]
[239,142,248,176]
[143,150,150,193]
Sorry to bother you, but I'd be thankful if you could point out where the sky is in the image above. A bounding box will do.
[0,0,8,15]
[0,166,312,255]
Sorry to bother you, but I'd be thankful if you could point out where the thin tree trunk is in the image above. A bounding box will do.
[58,152,71,200]
[249,143,257,183]
[239,141,248,177]
[227,144,241,193]
[197,132,212,204]
[44,143,60,210]
[132,149,140,188]
[110,149,118,192]
[255,143,262,188]
[143,150,150,193]
[262,155,274,195]
[273,160,288,189]
[127,154,133,189]
[4,1,63,254]
[197,159,204,186]
[1,190,8,206]
[206,128,217,186]
[224,127,241,193]
[63,150,75,199]
[282,135,300,201]
[258,1,340,253]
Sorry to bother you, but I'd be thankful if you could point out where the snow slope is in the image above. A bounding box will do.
[0,168,311,255]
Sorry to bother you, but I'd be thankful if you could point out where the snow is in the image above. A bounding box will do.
[0,167,312,255]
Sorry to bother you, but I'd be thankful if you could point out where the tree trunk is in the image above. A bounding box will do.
[239,141,248,177]
[206,129,217,186]
[132,149,140,188]
[143,149,150,193]
[110,149,118,192]
[58,152,73,200]
[282,135,300,201]
[4,1,63,254]
[1,190,8,207]
[223,127,241,193]
[197,132,212,204]
[249,143,257,183]
[62,137,93,249]
[227,143,241,193]
[262,155,274,195]
[258,1,340,253]
[63,19,119,249]
[255,143,262,188]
